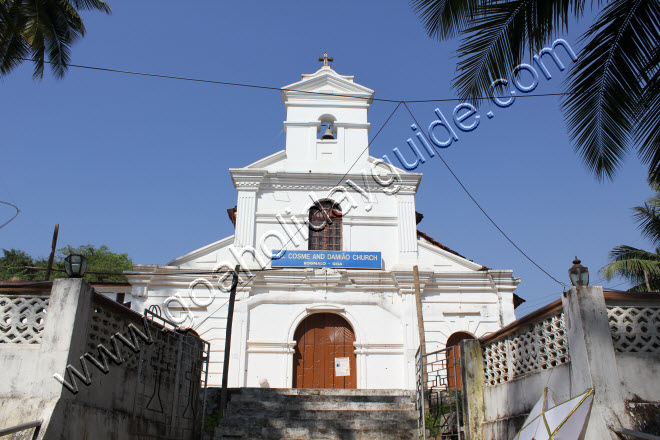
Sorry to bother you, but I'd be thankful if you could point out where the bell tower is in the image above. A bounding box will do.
[280,54,375,172]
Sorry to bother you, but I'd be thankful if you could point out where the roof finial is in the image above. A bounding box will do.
[318,52,333,67]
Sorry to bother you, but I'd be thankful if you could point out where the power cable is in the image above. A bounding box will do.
[19,58,398,103]
[0,201,20,230]
[402,102,566,287]
[21,58,574,104]
[515,280,632,313]
[12,265,279,277]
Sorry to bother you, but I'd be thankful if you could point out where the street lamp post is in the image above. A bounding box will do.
[63,254,87,278]
[568,256,589,287]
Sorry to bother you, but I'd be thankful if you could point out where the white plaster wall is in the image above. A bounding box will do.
[244,292,409,389]
[127,256,518,389]
[253,186,401,269]
[616,353,660,404]
[285,106,367,124]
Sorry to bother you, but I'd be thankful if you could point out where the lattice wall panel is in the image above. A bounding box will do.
[0,295,49,344]
[608,306,660,353]
[86,299,166,371]
[483,312,569,387]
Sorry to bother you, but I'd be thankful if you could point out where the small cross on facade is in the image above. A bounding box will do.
[318,52,333,67]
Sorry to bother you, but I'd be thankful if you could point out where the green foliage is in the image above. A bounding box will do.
[425,389,462,436]
[0,244,131,282]
[203,410,223,434]
[601,188,660,291]
[55,244,132,282]
[0,0,111,79]
[411,0,660,182]
[601,246,660,291]
[0,248,40,281]
[425,409,443,436]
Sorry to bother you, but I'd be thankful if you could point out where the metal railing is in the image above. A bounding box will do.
[0,420,42,440]
[416,346,463,440]
[616,429,660,440]
[416,347,426,440]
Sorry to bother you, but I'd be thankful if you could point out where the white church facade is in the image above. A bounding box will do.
[125,59,521,390]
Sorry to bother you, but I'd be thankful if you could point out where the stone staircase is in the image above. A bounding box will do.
[213,388,419,440]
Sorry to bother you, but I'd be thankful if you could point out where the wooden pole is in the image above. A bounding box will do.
[45,224,59,281]
[220,265,240,414]
[413,265,429,408]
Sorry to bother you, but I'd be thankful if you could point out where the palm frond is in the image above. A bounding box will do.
[562,0,660,180]
[453,0,587,105]
[0,0,30,76]
[45,0,85,78]
[0,0,108,79]
[632,202,660,247]
[600,258,660,284]
[410,0,484,40]
[600,244,660,287]
[23,0,50,78]
[68,0,111,14]
[636,47,660,183]
[608,245,660,262]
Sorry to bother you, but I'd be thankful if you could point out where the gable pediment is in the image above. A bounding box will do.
[282,67,374,102]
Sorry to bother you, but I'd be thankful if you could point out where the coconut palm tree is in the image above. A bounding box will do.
[601,189,660,291]
[0,0,110,79]
[411,0,660,182]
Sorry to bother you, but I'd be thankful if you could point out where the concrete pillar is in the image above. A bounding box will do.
[562,286,631,438]
[461,339,485,440]
[45,279,96,397]
[0,279,95,438]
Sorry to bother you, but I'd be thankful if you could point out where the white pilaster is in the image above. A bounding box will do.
[235,190,257,248]
[397,195,417,262]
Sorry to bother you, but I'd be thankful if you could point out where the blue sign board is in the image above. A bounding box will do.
[271,250,382,269]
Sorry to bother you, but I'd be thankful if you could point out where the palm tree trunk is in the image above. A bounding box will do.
[644,270,652,291]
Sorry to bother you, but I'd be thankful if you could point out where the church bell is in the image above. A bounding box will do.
[321,124,335,140]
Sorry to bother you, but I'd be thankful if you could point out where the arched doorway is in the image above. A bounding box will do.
[293,313,356,389]
[446,332,476,389]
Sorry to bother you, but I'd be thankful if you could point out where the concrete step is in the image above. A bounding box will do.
[218,425,418,440]
[228,394,415,406]
[237,388,414,397]
[214,388,419,440]
[225,401,416,412]
[220,417,417,430]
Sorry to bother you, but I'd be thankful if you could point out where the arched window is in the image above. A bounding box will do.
[308,201,342,251]
[317,114,336,140]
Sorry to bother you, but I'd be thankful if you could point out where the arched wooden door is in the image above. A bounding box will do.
[293,313,356,389]
[446,332,476,389]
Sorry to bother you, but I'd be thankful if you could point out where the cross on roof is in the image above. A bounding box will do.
[318,52,333,67]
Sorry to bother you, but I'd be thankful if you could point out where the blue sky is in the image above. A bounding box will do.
[0,1,651,316]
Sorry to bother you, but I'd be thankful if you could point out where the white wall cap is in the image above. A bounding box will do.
[167,235,235,266]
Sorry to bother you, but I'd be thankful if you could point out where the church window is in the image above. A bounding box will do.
[308,201,342,251]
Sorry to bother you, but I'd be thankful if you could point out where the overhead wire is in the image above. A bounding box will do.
[515,280,631,314]
[22,58,575,104]
[0,201,20,230]
[402,102,566,287]
[13,265,280,277]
